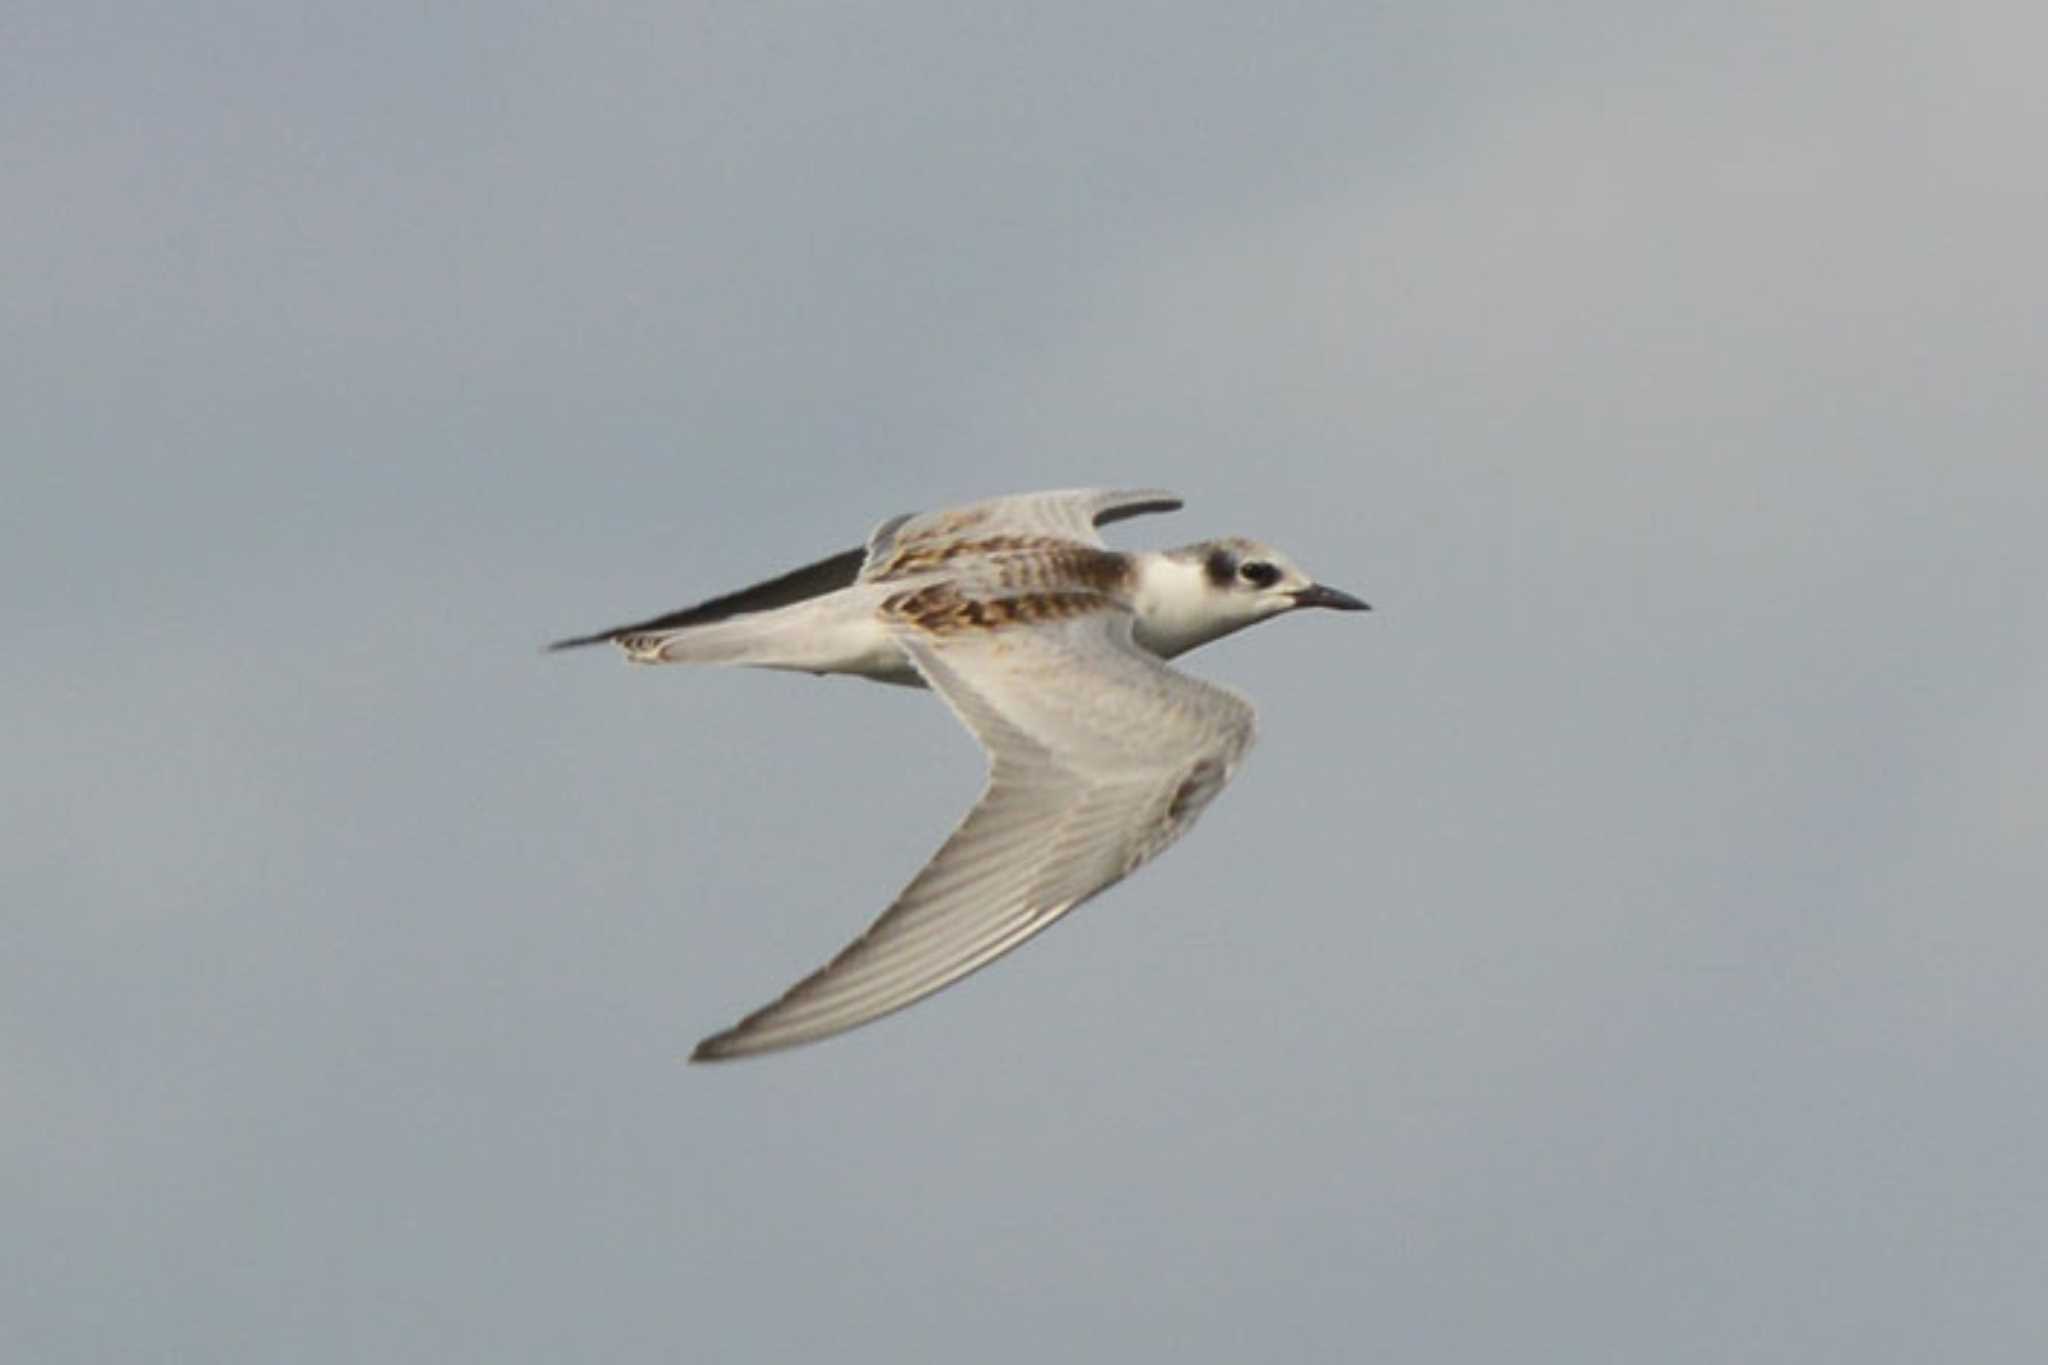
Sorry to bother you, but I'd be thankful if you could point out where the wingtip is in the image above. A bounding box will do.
[1091,489,1185,528]
[688,1030,748,1063]
[1118,486,1181,507]
[690,1013,820,1062]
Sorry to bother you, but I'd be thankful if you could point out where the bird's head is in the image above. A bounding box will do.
[1133,537,1369,658]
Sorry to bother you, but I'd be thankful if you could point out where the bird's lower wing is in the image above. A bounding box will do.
[690,612,1255,1061]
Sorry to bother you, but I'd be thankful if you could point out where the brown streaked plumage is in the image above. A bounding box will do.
[868,532,1069,581]
[880,583,1118,634]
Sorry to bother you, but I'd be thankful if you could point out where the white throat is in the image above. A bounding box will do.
[1127,552,1252,659]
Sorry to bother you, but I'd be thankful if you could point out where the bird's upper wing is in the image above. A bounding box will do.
[690,606,1256,1061]
[548,489,1176,650]
[859,487,1182,581]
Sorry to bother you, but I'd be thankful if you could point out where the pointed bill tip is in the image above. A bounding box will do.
[1291,583,1371,612]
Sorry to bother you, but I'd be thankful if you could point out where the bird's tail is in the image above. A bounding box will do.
[553,587,908,680]
[612,613,812,666]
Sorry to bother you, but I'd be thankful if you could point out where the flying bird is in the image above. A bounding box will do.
[551,488,1369,1060]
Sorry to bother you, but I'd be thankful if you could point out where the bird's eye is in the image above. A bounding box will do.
[1239,561,1281,588]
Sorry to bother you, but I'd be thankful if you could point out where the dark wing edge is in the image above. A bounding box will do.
[545,546,868,652]
[1091,491,1183,527]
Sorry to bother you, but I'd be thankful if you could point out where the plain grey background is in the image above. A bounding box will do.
[7,2,2044,1360]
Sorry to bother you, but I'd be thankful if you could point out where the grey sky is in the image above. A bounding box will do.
[6,2,2045,1360]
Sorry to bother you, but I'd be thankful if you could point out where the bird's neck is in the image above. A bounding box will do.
[1127,551,1242,659]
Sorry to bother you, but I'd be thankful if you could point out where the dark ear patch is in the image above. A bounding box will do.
[1204,546,1236,587]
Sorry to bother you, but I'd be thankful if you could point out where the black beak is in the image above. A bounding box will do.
[1290,583,1371,612]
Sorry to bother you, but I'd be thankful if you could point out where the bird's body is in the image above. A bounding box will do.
[552,488,1368,1060]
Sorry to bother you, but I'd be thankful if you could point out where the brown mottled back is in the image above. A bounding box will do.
[880,582,1117,635]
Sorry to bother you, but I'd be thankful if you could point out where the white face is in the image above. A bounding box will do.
[1133,538,1367,660]
[1201,540,1316,622]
